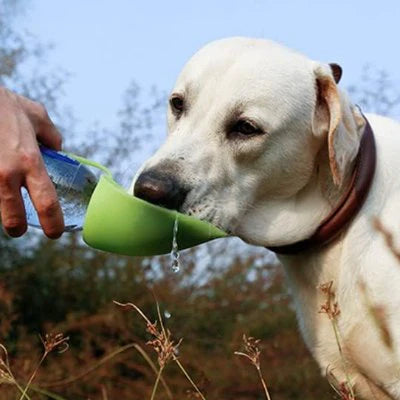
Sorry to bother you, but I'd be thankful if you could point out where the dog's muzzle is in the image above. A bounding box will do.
[134,169,188,211]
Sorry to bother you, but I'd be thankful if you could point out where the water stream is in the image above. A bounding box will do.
[170,215,180,273]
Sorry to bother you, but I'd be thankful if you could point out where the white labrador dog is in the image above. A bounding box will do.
[132,37,400,399]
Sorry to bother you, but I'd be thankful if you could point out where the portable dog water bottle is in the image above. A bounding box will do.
[23,147,227,256]
[23,146,97,232]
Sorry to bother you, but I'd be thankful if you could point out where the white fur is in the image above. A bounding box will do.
[134,37,400,399]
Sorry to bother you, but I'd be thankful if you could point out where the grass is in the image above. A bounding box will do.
[113,299,275,400]
[114,300,206,400]
[4,215,400,399]
[0,333,175,399]
[0,334,70,400]
[234,334,272,400]
[318,281,356,400]
[0,278,363,400]
[315,216,400,400]
[1,282,386,400]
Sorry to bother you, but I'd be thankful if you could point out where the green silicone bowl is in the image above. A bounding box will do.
[70,155,227,256]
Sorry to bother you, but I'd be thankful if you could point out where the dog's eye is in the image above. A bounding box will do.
[170,95,184,113]
[230,120,262,137]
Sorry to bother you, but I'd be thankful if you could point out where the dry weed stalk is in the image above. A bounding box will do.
[114,300,206,400]
[37,341,173,400]
[319,281,340,321]
[0,333,69,400]
[318,281,356,400]
[0,344,20,387]
[40,333,70,355]
[234,334,272,400]
[327,368,357,400]
[114,301,180,369]
[18,333,69,400]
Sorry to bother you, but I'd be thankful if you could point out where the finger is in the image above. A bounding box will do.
[0,171,27,237]
[37,114,63,151]
[24,158,64,239]
[19,97,63,151]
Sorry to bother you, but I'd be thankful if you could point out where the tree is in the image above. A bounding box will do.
[348,65,400,118]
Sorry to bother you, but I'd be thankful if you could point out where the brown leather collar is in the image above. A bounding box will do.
[267,116,376,255]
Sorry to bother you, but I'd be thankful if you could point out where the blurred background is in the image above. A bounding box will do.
[0,0,399,399]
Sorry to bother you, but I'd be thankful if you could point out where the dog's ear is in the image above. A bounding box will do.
[329,63,342,84]
[313,64,361,186]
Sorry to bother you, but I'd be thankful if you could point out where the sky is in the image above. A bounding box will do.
[9,0,400,251]
[17,0,400,131]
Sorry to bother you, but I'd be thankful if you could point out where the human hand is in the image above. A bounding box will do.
[0,87,65,238]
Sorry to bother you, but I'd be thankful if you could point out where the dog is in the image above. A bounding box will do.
[132,37,400,399]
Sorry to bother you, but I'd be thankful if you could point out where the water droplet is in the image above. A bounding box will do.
[170,215,180,273]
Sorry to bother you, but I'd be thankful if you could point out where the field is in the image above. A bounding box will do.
[0,234,334,399]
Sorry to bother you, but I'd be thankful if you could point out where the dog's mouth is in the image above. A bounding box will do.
[180,195,232,235]
[133,169,232,234]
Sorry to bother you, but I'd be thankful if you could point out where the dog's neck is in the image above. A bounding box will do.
[242,170,350,248]
[253,163,352,247]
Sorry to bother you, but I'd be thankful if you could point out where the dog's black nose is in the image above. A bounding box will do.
[134,170,188,210]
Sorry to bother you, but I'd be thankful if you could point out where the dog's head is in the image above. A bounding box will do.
[132,38,365,247]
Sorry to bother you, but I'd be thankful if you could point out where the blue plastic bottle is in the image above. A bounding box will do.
[22,146,97,232]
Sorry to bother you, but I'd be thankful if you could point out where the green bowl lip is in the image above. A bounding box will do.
[95,174,228,236]
[69,152,228,256]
